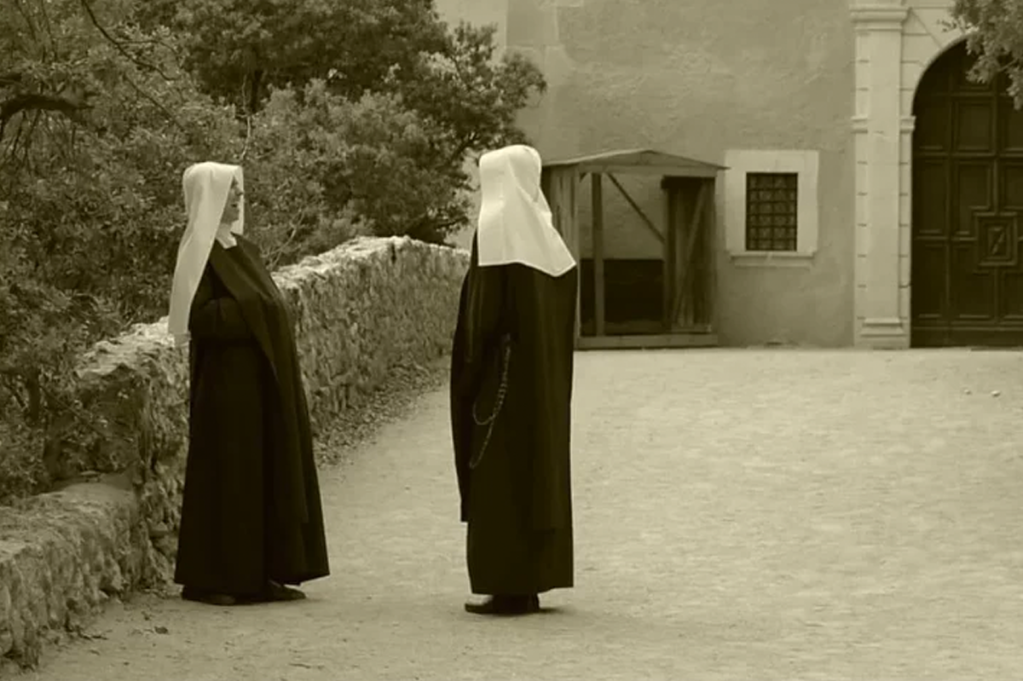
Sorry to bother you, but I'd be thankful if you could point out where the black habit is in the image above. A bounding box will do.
[450,235,578,596]
[174,235,329,595]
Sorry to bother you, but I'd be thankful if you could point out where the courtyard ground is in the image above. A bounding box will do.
[13,348,1023,680]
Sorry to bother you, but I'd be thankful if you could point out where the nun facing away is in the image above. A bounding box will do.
[167,161,329,606]
[450,144,579,616]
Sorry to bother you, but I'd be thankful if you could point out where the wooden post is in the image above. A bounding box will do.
[674,182,708,327]
[663,184,677,331]
[591,173,606,337]
[569,170,582,346]
[548,168,583,347]
[705,179,718,333]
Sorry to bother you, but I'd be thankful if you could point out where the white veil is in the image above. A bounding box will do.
[166,162,245,347]
[476,145,576,277]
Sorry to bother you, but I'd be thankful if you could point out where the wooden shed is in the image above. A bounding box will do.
[540,149,726,350]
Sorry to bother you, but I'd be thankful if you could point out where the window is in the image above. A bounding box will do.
[723,150,819,265]
[745,172,798,252]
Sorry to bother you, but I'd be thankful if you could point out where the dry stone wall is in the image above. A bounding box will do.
[0,236,469,669]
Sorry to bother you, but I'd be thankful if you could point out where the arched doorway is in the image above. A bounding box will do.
[911,42,1023,347]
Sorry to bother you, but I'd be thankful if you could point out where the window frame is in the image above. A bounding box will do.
[723,149,820,267]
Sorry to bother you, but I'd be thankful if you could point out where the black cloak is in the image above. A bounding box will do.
[450,235,578,596]
[174,236,329,595]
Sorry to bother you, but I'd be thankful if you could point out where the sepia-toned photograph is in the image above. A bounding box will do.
[1,1,1021,679]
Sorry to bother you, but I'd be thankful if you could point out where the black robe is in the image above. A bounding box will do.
[449,235,578,596]
[174,235,329,595]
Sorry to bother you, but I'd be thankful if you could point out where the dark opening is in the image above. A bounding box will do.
[579,258,663,336]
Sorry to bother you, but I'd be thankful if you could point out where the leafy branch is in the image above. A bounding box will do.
[77,0,176,81]
[0,90,89,143]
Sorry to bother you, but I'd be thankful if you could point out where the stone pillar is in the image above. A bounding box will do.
[850,2,910,348]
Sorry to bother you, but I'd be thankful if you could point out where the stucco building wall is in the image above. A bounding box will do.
[484,0,859,346]
[438,0,968,348]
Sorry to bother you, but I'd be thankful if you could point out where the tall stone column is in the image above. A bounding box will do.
[850,1,910,348]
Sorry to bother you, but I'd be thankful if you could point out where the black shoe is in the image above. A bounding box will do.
[464,594,540,616]
[262,581,306,602]
[181,587,241,606]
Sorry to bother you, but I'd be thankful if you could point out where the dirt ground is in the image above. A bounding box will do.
[11,348,1023,681]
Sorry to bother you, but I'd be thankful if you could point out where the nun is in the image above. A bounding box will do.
[167,161,330,606]
[450,144,579,615]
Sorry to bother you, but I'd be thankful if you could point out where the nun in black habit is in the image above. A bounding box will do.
[450,144,579,616]
[167,161,329,606]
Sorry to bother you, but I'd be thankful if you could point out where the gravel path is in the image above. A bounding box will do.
[13,348,1023,680]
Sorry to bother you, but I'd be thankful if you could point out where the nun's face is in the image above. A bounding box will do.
[221,180,243,224]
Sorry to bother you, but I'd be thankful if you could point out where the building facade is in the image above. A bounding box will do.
[436,0,1020,349]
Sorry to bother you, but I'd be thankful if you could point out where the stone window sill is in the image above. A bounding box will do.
[728,251,815,268]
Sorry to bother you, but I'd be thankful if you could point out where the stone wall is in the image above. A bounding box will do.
[0,236,469,669]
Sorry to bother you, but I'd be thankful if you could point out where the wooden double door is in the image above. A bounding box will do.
[912,42,1023,347]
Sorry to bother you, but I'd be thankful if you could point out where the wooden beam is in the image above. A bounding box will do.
[577,333,718,350]
[684,183,708,264]
[672,182,709,325]
[570,171,582,346]
[607,173,664,244]
[663,189,676,330]
[576,164,721,178]
[543,168,583,348]
[592,173,606,338]
[705,183,718,333]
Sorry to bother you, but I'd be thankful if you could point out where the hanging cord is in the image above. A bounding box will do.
[469,337,512,470]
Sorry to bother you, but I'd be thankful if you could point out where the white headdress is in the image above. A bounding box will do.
[476,145,576,277]
[166,162,245,347]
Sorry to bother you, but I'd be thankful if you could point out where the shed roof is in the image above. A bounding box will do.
[543,148,727,175]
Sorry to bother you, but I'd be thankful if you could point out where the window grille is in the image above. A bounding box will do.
[745,173,798,252]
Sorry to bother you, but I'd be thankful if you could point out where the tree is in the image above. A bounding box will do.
[137,0,448,114]
[0,0,244,500]
[0,0,547,501]
[947,1,1023,107]
[138,0,546,242]
[391,22,545,241]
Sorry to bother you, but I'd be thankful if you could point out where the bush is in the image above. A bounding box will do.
[0,0,246,501]
[0,0,546,503]
[140,0,546,243]
[249,81,468,251]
